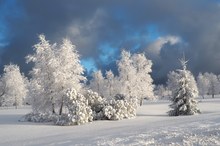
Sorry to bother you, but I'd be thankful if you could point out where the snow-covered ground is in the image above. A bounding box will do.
[1,98,220,146]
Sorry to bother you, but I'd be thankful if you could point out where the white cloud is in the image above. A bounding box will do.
[145,35,181,59]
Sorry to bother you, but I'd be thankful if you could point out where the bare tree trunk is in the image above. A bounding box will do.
[52,103,55,114]
[140,98,143,106]
[15,96,17,109]
[59,96,64,115]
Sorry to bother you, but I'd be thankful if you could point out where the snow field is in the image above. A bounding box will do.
[0,98,220,146]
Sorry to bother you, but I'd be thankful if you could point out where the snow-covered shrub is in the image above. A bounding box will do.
[103,105,116,119]
[85,90,107,120]
[85,90,138,121]
[104,97,138,120]
[55,88,93,126]
[20,112,56,123]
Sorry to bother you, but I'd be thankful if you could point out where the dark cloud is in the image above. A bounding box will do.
[1,0,220,83]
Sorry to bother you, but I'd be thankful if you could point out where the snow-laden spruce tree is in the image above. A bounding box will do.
[168,57,200,116]
[0,64,28,108]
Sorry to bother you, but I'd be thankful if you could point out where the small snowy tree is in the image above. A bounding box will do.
[89,70,105,96]
[0,64,28,108]
[204,73,219,98]
[197,73,210,99]
[154,84,170,99]
[104,70,115,99]
[167,71,180,94]
[168,57,200,116]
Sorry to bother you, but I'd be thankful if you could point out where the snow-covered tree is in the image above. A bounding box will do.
[117,50,154,105]
[89,70,105,96]
[26,35,86,114]
[104,70,115,99]
[167,71,179,94]
[154,84,171,99]
[89,50,154,105]
[0,64,28,108]
[204,73,219,98]
[131,53,154,104]
[54,39,86,115]
[168,57,200,116]
[117,50,136,98]
[0,76,6,106]
[26,34,58,114]
[197,73,210,99]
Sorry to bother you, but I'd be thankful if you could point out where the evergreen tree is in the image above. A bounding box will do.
[168,57,200,116]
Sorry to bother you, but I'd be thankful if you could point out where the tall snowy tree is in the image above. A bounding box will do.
[0,64,28,108]
[55,39,86,115]
[117,50,154,105]
[26,34,58,113]
[131,53,154,105]
[26,35,86,114]
[168,57,200,116]
[117,50,136,98]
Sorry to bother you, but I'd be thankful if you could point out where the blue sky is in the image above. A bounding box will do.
[1,0,220,83]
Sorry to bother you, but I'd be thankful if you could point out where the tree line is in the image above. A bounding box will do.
[0,34,204,125]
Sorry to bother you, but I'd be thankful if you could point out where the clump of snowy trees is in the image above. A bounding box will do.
[2,33,213,125]
[196,72,220,98]
[89,50,155,105]
[167,57,200,116]
[21,35,149,125]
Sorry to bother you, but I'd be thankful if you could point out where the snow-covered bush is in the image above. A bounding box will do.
[20,112,56,123]
[85,90,107,120]
[85,90,138,120]
[104,98,138,120]
[55,88,93,126]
